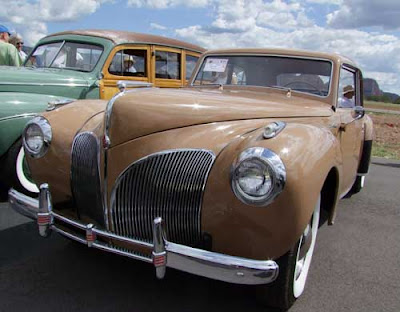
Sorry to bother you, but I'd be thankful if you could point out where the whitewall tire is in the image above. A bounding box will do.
[16,147,39,193]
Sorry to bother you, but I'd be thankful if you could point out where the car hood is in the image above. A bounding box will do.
[0,65,93,90]
[109,87,333,147]
[0,92,73,120]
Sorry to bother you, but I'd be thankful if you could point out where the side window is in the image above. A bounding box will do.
[338,67,356,108]
[108,49,147,77]
[185,55,198,80]
[156,51,181,80]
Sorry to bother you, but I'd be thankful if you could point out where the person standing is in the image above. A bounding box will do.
[0,25,21,66]
[9,33,27,62]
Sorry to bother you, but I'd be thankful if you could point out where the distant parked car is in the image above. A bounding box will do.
[0,30,205,198]
[9,48,373,311]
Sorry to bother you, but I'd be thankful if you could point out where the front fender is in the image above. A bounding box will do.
[0,92,73,156]
[0,115,37,156]
[26,99,107,202]
[202,122,341,260]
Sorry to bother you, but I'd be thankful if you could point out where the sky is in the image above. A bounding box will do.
[1,0,400,94]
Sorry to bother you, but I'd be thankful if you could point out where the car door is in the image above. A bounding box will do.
[152,46,183,88]
[100,45,151,100]
[336,64,365,194]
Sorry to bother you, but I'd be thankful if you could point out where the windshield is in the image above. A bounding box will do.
[25,41,104,72]
[193,55,332,97]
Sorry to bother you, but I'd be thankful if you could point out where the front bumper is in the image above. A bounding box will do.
[8,184,279,285]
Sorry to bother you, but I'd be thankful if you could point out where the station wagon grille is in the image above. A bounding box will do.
[71,132,104,227]
[111,149,215,247]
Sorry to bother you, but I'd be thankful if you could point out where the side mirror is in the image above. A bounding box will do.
[352,106,365,120]
[339,106,365,132]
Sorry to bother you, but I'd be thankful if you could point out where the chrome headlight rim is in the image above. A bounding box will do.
[23,116,52,158]
[231,147,286,207]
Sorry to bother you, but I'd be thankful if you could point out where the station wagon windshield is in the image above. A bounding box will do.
[193,55,332,97]
[25,41,104,72]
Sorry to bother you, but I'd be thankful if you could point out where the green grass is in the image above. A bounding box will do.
[365,100,400,111]
[372,143,400,159]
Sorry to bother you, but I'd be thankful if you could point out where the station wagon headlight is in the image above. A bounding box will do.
[23,116,52,158]
[231,147,286,206]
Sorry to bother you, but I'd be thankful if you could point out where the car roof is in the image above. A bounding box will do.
[45,29,206,53]
[202,48,357,67]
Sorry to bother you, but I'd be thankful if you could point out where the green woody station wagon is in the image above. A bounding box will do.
[0,30,205,198]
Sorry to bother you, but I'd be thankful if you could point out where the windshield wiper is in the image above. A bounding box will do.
[266,85,291,92]
[266,85,292,97]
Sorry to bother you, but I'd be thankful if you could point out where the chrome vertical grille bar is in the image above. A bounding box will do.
[111,149,215,247]
[71,132,104,227]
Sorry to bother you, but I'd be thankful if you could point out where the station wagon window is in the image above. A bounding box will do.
[185,55,199,80]
[26,41,103,72]
[193,56,332,97]
[156,51,181,80]
[108,50,147,77]
[338,67,356,108]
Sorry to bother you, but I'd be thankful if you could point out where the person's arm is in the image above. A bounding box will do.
[9,45,21,66]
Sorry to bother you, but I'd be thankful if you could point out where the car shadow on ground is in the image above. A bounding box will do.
[0,222,286,312]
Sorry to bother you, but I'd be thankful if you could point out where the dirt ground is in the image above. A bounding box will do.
[368,112,400,159]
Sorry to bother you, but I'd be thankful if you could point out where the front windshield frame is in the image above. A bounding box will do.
[191,54,334,98]
[25,40,104,73]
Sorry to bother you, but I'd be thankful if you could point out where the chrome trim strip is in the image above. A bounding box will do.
[8,189,39,220]
[52,211,86,230]
[92,242,153,263]
[103,91,126,231]
[92,227,153,248]
[0,113,37,122]
[51,225,86,244]
[116,80,153,92]
[8,187,279,285]
[0,82,90,87]
[166,242,279,285]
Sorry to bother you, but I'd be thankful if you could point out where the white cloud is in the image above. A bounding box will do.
[150,22,167,30]
[366,72,399,94]
[1,0,400,94]
[327,0,400,29]
[127,0,210,9]
[305,0,342,4]
[174,0,400,94]
[0,0,111,45]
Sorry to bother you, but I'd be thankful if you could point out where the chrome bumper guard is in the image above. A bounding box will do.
[8,184,279,285]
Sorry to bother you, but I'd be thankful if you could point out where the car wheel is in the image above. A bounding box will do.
[0,139,39,197]
[256,195,320,311]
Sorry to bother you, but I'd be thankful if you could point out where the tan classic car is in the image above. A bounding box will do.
[9,48,373,310]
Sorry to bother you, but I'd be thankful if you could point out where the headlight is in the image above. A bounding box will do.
[23,116,52,158]
[231,147,286,206]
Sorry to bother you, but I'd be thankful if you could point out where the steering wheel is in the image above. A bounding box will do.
[283,81,323,96]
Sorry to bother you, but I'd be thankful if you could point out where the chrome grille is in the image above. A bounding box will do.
[71,132,104,226]
[111,149,215,247]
